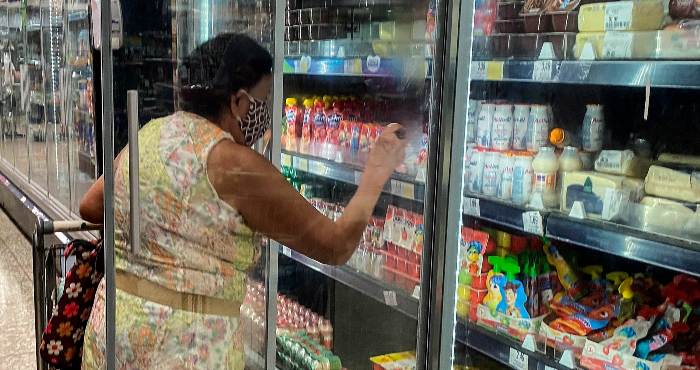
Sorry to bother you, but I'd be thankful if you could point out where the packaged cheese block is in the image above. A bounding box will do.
[574,31,688,59]
[637,196,700,237]
[578,1,664,32]
[657,153,700,168]
[561,171,643,220]
[594,150,652,178]
[645,165,700,203]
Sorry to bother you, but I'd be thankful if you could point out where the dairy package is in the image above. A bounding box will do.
[561,171,645,219]
[578,1,664,32]
[575,30,700,60]
[645,165,700,203]
[594,149,652,178]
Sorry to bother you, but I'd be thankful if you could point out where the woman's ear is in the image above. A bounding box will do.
[230,90,249,120]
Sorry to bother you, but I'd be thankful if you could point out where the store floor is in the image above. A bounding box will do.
[0,208,37,370]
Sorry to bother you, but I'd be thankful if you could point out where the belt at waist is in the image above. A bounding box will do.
[115,270,241,317]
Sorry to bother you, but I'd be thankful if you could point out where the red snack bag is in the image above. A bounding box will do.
[360,124,372,152]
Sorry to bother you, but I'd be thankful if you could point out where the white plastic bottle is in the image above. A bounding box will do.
[491,104,513,150]
[582,104,605,152]
[482,150,501,196]
[532,147,559,208]
[468,147,487,193]
[527,105,550,153]
[476,103,496,148]
[512,152,534,204]
[558,146,583,193]
[467,100,481,143]
[512,104,530,150]
[464,144,476,190]
[497,152,515,200]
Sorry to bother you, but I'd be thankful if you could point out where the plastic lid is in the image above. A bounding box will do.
[314,101,325,109]
[583,265,603,280]
[487,255,505,273]
[286,98,297,106]
[619,277,634,299]
[303,98,314,107]
[550,128,565,145]
[502,262,521,280]
[606,271,629,288]
[496,231,511,249]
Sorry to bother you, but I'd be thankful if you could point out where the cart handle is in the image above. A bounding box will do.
[44,220,103,233]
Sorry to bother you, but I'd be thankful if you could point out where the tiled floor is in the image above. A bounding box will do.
[0,208,37,370]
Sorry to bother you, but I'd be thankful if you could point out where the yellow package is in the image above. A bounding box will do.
[578,1,664,32]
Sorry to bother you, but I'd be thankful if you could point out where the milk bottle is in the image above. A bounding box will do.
[532,147,559,208]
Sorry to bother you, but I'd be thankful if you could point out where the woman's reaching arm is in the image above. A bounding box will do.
[208,124,407,265]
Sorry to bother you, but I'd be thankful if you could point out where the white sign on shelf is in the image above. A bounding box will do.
[532,60,554,81]
[464,197,481,217]
[383,290,398,307]
[299,158,308,172]
[522,211,544,235]
[509,348,529,370]
[604,1,633,30]
[472,61,488,80]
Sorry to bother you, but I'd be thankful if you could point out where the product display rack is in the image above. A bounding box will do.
[280,244,421,318]
[469,60,700,89]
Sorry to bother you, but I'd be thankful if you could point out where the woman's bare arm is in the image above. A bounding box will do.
[80,175,104,224]
[208,124,407,265]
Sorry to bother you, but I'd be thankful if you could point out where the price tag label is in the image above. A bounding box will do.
[292,156,300,169]
[472,61,488,80]
[464,197,481,217]
[602,32,633,59]
[354,171,363,185]
[299,158,308,172]
[487,62,504,80]
[282,154,292,167]
[383,290,398,306]
[390,180,402,196]
[309,161,321,175]
[509,348,529,370]
[281,246,292,257]
[403,182,415,199]
[604,1,633,30]
[532,60,554,81]
[522,211,544,235]
[545,366,556,370]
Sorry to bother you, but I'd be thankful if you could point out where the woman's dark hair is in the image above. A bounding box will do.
[179,33,273,122]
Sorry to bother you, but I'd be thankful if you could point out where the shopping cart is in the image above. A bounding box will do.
[32,218,102,370]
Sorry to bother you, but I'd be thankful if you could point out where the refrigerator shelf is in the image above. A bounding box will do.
[282,150,425,202]
[469,60,700,89]
[283,57,432,79]
[462,195,700,277]
[456,320,573,370]
[280,245,420,319]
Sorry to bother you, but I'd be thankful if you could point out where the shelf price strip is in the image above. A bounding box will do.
[390,179,416,200]
[522,211,544,235]
[464,197,481,217]
[532,60,554,81]
[509,348,529,370]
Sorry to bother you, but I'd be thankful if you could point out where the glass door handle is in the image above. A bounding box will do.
[127,90,140,254]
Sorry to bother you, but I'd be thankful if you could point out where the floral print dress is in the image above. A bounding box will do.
[82,112,261,370]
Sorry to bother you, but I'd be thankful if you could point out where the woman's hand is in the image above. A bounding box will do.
[366,123,408,178]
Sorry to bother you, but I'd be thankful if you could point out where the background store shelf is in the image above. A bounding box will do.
[281,245,420,319]
[283,57,432,79]
[463,195,700,277]
[456,320,572,370]
[470,60,700,89]
[282,150,425,202]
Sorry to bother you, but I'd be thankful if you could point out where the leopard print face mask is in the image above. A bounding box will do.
[236,90,270,147]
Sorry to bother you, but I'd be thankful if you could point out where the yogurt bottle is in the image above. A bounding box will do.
[476,103,496,148]
[491,104,513,151]
[468,147,487,193]
[496,152,515,200]
[512,104,530,150]
[464,144,476,190]
[467,100,481,143]
[582,104,605,152]
[512,152,534,204]
[558,146,582,194]
[579,150,594,170]
[527,105,550,153]
[532,147,559,208]
[482,150,501,196]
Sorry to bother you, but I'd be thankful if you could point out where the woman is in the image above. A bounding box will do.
[79,34,406,369]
